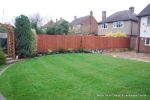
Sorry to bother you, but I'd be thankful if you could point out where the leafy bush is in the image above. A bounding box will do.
[48,49,53,54]
[105,32,127,37]
[67,48,73,53]
[47,26,55,35]
[0,48,6,65]
[36,28,46,34]
[15,15,35,58]
[79,48,84,53]
[58,48,65,53]
[31,28,37,56]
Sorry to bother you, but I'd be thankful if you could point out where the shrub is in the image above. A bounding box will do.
[59,48,65,53]
[67,48,73,53]
[31,28,37,56]
[79,48,84,53]
[15,15,34,58]
[36,28,46,34]
[48,49,53,54]
[105,32,127,37]
[47,26,55,35]
[0,48,6,65]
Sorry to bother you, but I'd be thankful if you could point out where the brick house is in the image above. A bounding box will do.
[137,4,150,53]
[70,11,98,35]
[98,7,139,49]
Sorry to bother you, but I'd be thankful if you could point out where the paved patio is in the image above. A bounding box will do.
[106,51,150,63]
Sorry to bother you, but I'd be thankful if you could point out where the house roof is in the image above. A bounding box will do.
[71,15,90,25]
[99,10,138,24]
[138,4,150,17]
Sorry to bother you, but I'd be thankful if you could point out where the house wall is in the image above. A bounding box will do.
[139,37,150,53]
[140,16,150,37]
[98,21,134,35]
[80,16,98,34]
[70,16,98,35]
[131,21,139,36]
[138,16,150,53]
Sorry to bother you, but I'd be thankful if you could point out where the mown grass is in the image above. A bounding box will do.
[0,54,149,100]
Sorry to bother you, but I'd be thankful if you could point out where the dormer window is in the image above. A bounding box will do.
[101,23,108,29]
[147,16,150,25]
[113,21,124,28]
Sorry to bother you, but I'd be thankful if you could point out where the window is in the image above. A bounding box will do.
[113,21,124,28]
[145,38,150,46]
[147,16,150,25]
[101,23,108,29]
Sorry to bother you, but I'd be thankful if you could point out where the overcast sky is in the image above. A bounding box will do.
[0,0,150,25]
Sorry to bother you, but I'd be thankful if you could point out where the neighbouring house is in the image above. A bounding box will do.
[70,11,98,35]
[137,4,150,53]
[98,7,139,49]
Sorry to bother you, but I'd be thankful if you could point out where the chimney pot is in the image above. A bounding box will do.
[102,11,106,21]
[90,11,93,16]
[129,7,134,13]
[74,16,77,20]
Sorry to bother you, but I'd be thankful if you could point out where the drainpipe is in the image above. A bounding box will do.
[137,17,141,53]
[130,21,133,49]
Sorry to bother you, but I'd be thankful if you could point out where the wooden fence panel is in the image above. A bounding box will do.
[37,35,130,53]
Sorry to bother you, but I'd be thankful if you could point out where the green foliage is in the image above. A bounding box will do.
[0,27,7,33]
[36,28,46,34]
[31,28,37,56]
[106,32,127,37]
[30,13,43,34]
[58,48,65,53]
[46,26,55,35]
[0,48,6,65]
[79,48,84,52]
[47,49,53,54]
[67,48,73,53]
[55,20,69,35]
[15,15,35,58]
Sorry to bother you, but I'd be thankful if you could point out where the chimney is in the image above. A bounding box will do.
[102,11,106,21]
[129,7,134,13]
[90,11,93,16]
[74,16,77,20]
[60,17,62,20]
[56,19,58,22]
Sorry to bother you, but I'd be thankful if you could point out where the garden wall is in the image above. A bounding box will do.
[37,35,130,53]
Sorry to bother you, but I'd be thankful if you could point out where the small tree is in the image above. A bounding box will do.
[46,26,55,35]
[29,13,44,34]
[15,15,35,58]
[55,19,69,35]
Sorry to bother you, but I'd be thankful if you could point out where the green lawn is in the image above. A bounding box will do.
[0,54,150,100]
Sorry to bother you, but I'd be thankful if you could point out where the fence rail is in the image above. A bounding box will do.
[37,35,130,53]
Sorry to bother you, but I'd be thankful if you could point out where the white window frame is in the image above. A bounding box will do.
[145,38,150,46]
[147,16,150,25]
[113,21,124,28]
[101,23,108,29]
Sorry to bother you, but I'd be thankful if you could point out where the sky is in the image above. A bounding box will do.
[0,0,150,25]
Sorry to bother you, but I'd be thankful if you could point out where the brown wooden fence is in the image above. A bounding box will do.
[37,35,130,53]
